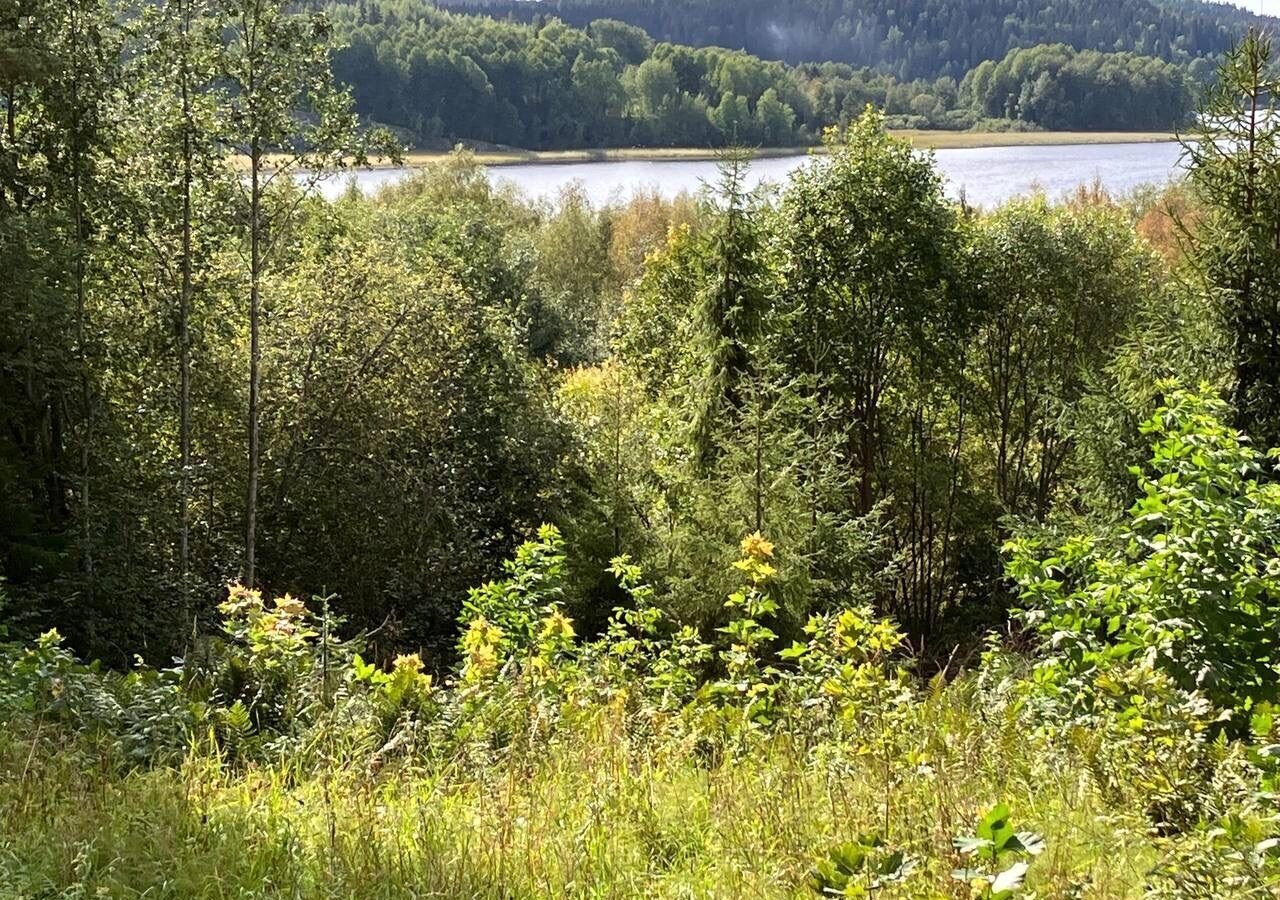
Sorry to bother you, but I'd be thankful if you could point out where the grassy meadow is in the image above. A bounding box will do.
[0,669,1193,898]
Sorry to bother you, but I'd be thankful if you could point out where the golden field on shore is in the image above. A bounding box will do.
[243,130,1176,171]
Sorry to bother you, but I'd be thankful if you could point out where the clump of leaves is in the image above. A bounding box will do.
[1249,705,1280,803]
[951,804,1045,899]
[808,832,916,897]
[1008,385,1280,718]
[1147,811,1280,898]
[706,532,782,725]
[593,555,710,709]
[352,651,435,731]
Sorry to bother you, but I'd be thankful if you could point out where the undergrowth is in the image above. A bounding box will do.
[2,391,1280,899]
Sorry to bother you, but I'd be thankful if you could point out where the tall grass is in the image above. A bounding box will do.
[0,677,1170,898]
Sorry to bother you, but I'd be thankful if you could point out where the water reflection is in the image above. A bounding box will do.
[314,141,1186,208]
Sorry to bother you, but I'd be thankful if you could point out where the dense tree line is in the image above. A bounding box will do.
[962,43,1194,131]
[328,1,1193,149]
[436,0,1264,80]
[1,0,574,659]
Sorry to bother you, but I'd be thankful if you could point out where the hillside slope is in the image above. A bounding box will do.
[330,2,1193,149]
[436,0,1272,78]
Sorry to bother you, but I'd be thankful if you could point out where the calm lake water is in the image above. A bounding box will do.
[317,141,1186,208]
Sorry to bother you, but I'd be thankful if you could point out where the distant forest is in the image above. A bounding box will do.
[331,1,1197,148]
[435,0,1266,79]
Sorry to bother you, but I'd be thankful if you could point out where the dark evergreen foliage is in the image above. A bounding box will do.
[329,0,1195,149]
[435,0,1268,78]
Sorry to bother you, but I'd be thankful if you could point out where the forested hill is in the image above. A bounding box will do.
[435,0,1272,79]
[330,1,1195,149]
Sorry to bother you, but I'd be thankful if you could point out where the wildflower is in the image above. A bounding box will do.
[739,532,774,561]
[274,593,306,617]
[540,608,576,642]
[733,556,777,584]
[462,617,503,651]
[219,582,264,617]
[394,652,424,673]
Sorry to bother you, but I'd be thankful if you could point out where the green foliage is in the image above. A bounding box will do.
[951,804,1046,899]
[256,176,577,649]
[593,555,711,708]
[968,195,1153,521]
[1147,808,1280,897]
[0,628,193,766]
[962,44,1191,131]
[808,832,916,897]
[442,0,1256,80]
[1009,386,1280,715]
[351,650,435,730]
[4,527,1274,898]
[459,524,568,657]
[6,17,1280,898]
[330,0,814,149]
[326,0,1197,151]
[5,507,1280,897]
[775,108,966,631]
[706,533,782,725]
[1183,28,1280,451]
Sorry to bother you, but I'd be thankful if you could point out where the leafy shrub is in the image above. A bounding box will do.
[1147,814,1280,898]
[458,524,569,661]
[705,532,784,727]
[448,525,585,752]
[589,554,710,711]
[0,628,192,765]
[181,586,355,759]
[1008,386,1280,717]
[352,651,436,733]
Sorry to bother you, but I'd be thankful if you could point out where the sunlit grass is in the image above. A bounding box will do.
[0,679,1164,899]
[383,131,1177,168]
[232,131,1177,173]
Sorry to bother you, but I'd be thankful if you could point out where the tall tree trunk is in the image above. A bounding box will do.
[611,364,622,558]
[70,1,94,599]
[1238,43,1260,421]
[246,135,261,587]
[179,0,194,614]
[2,81,13,210]
[2,2,16,213]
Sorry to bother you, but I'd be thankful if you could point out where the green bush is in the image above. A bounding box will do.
[1008,385,1280,718]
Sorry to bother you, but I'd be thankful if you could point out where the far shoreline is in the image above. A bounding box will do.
[350,130,1177,170]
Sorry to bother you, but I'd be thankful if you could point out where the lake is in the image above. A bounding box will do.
[317,141,1186,208]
